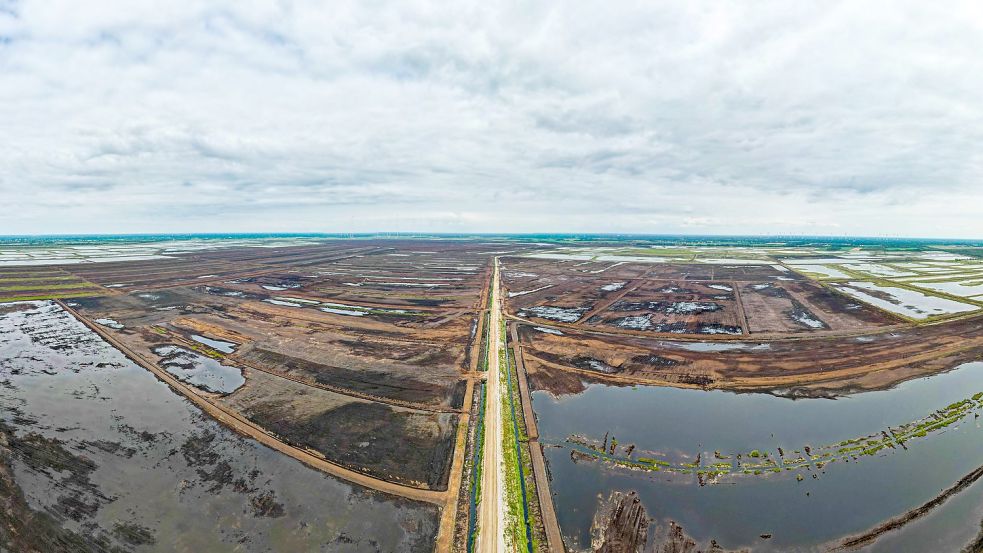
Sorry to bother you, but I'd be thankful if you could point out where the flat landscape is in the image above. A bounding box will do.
[0,236,522,552]
[3,235,983,552]
[499,240,983,552]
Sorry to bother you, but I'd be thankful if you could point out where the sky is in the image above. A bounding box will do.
[1,1,982,238]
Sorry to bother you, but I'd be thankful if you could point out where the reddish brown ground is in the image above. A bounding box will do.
[500,257,896,338]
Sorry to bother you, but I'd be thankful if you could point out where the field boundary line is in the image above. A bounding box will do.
[57,300,448,507]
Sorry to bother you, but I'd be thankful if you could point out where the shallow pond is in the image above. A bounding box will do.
[94,317,124,329]
[263,298,302,307]
[0,301,439,552]
[793,264,851,279]
[833,281,978,319]
[321,306,366,316]
[190,334,237,353]
[911,279,983,299]
[534,363,983,551]
[153,345,245,394]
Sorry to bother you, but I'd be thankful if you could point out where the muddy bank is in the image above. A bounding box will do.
[0,438,120,553]
[589,490,748,553]
[525,357,588,397]
[964,521,983,553]
[591,491,649,552]
[649,521,747,553]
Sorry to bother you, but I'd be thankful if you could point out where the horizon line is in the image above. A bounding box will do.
[1,232,982,243]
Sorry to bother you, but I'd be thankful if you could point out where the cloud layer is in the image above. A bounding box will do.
[1,1,982,237]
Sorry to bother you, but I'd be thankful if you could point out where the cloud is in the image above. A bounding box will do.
[0,0,982,237]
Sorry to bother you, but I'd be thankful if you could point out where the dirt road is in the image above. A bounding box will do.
[478,258,507,553]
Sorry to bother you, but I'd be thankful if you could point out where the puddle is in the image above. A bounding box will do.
[202,286,244,297]
[272,296,321,305]
[519,306,588,322]
[664,341,771,352]
[190,334,237,354]
[508,285,553,298]
[263,299,302,307]
[320,307,366,317]
[791,311,825,329]
[617,315,652,330]
[94,318,124,329]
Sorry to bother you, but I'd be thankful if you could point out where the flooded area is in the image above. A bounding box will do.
[833,281,979,319]
[508,285,554,298]
[519,306,589,322]
[534,363,983,551]
[321,306,367,316]
[909,279,983,298]
[842,263,917,278]
[263,298,303,307]
[94,317,125,329]
[152,345,246,394]
[189,334,237,353]
[0,301,439,552]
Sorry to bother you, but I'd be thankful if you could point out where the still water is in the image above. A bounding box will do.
[534,364,983,551]
[0,301,438,552]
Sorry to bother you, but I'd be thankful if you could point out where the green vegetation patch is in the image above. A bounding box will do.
[0,291,102,303]
[0,276,79,284]
[0,282,100,292]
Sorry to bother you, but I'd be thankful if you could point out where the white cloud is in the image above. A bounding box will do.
[1,0,982,237]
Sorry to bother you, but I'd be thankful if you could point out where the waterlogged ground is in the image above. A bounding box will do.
[832,281,978,319]
[152,344,245,394]
[535,364,983,551]
[0,301,438,552]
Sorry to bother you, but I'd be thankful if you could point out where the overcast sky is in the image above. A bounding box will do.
[1,1,982,237]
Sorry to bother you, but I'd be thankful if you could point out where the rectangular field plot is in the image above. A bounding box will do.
[221,370,458,490]
[71,284,473,410]
[585,280,743,334]
[639,262,802,282]
[832,281,980,320]
[500,257,647,320]
[740,280,898,333]
[209,245,498,309]
[0,267,103,301]
[906,279,983,298]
